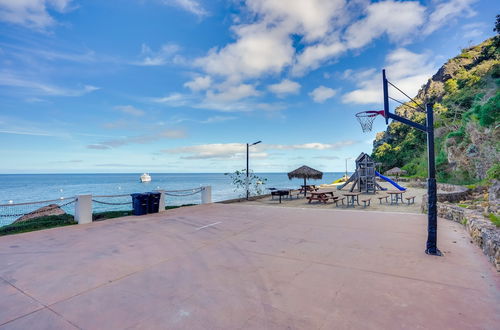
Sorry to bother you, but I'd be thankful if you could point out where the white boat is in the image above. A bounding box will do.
[140,173,151,182]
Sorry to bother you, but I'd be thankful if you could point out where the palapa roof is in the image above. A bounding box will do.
[385,167,407,175]
[287,165,323,180]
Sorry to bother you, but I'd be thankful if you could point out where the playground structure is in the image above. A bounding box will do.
[337,153,406,193]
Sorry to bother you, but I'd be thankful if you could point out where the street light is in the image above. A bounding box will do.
[246,140,262,200]
[345,157,351,178]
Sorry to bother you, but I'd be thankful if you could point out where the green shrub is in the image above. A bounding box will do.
[486,163,500,180]
[0,214,76,236]
[488,213,500,227]
[477,92,500,127]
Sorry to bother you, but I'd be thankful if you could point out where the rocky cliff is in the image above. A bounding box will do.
[372,33,499,184]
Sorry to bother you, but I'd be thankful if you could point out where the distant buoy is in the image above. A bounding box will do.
[8,200,13,204]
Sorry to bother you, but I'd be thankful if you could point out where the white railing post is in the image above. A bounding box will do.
[201,186,212,204]
[157,190,166,212]
[75,194,92,224]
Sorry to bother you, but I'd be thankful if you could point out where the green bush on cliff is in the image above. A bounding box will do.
[486,163,500,180]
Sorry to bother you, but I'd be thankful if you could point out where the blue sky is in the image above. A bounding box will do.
[0,0,496,173]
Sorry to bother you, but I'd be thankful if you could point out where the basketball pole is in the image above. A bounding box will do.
[382,69,441,256]
[425,103,441,256]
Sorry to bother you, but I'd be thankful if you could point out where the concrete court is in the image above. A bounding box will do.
[0,204,498,330]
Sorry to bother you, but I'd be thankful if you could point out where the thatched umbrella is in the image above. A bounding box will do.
[385,167,407,176]
[385,167,407,181]
[288,165,323,196]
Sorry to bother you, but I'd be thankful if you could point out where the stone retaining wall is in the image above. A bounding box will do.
[412,182,470,203]
[436,183,470,203]
[422,201,500,271]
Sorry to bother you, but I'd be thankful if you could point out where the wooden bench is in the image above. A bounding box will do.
[334,197,346,207]
[405,196,416,205]
[361,198,371,208]
[377,195,389,204]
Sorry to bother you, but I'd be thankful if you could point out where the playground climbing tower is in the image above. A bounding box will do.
[337,152,385,193]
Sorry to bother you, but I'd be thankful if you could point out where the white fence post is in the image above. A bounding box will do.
[201,186,212,204]
[75,194,92,224]
[157,190,166,212]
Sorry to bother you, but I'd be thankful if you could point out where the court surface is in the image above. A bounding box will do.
[0,204,498,329]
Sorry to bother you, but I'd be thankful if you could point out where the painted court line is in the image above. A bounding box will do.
[195,221,222,230]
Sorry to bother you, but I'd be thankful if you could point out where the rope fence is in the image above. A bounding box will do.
[91,194,133,213]
[164,187,205,197]
[0,186,210,228]
[0,198,77,227]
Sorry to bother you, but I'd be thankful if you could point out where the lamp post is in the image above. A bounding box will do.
[246,140,262,200]
[345,158,351,178]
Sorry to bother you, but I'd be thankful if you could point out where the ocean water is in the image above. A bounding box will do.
[0,172,349,225]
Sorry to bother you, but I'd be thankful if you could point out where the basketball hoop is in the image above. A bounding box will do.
[355,110,384,132]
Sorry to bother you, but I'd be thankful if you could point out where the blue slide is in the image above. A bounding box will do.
[375,171,407,191]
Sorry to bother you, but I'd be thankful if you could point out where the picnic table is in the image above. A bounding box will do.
[343,192,361,207]
[299,185,318,194]
[386,190,406,205]
[307,191,336,204]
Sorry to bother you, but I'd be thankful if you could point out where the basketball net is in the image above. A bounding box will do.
[355,110,384,132]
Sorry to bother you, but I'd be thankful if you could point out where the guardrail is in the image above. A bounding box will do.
[0,186,212,227]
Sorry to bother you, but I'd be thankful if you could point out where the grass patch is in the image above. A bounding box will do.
[0,214,76,236]
[457,204,469,208]
[488,213,500,227]
[93,210,133,221]
[166,204,196,210]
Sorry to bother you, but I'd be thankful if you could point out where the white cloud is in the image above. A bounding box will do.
[292,40,344,76]
[0,72,99,96]
[164,0,208,17]
[165,143,248,159]
[246,0,345,42]
[205,83,260,103]
[184,75,212,91]
[88,129,186,149]
[424,0,477,35]
[342,48,436,104]
[267,79,301,97]
[201,116,236,124]
[193,0,347,82]
[269,141,357,150]
[114,105,145,117]
[314,155,340,160]
[154,93,192,106]
[195,22,294,81]
[0,0,73,29]
[164,140,357,159]
[136,43,180,66]
[309,86,337,103]
[344,1,426,49]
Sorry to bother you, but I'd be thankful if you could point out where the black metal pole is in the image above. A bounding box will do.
[246,143,249,200]
[425,103,442,256]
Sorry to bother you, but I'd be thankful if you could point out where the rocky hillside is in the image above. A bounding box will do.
[372,25,499,185]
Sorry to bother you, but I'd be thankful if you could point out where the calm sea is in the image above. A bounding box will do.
[0,172,349,205]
